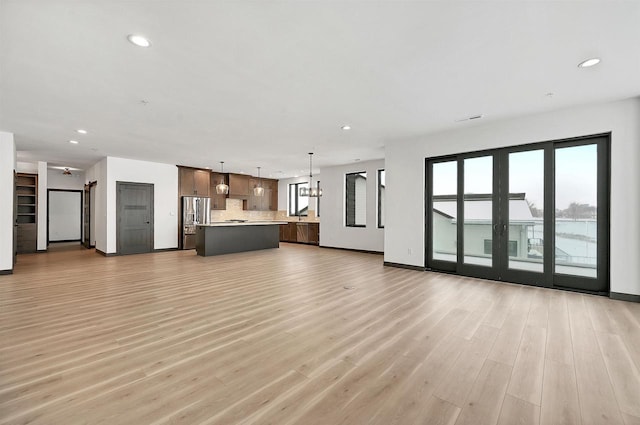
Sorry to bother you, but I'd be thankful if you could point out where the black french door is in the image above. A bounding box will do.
[426,134,609,294]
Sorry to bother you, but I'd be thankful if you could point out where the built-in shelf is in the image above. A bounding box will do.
[15,173,38,253]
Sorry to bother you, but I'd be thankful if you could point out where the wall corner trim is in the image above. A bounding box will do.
[610,292,640,303]
[96,249,117,257]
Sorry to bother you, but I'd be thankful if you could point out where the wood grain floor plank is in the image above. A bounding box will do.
[0,246,637,424]
[507,325,547,406]
[573,347,625,425]
[453,359,513,425]
[497,394,540,425]
[540,358,582,425]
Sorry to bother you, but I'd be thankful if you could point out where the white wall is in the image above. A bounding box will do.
[48,168,85,191]
[0,132,16,272]
[105,157,178,253]
[86,158,107,253]
[385,97,640,296]
[321,159,385,252]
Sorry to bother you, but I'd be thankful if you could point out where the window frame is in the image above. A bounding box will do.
[345,171,367,228]
[377,169,385,229]
[288,182,309,217]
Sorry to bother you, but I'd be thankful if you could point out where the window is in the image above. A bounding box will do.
[484,239,517,257]
[377,169,385,228]
[289,182,308,216]
[346,172,367,227]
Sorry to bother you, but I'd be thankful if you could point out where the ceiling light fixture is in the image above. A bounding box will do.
[578,58,600,68]
[76,129,87,134]
[216,161,229,195]
[69,140,79,144]
[299,153,322,198]
[254,167,264,197]
[62,168,72,176]
[342,125,351,131]
[127,34,151,48]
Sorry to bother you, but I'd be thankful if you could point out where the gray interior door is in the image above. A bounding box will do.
[117,182,154,255]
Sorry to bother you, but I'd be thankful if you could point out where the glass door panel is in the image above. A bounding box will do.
[508,150,544,272]
[463,156,493,266]
[432,161,457,262]
[554,144,598,278]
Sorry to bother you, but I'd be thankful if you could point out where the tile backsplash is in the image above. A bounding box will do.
[211,198,319,222]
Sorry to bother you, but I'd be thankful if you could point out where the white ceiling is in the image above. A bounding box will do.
[1,1,639,177]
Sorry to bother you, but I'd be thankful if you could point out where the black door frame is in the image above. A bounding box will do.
[47,189,83,244]
[116,181,154,255]
[426,133,610,295]
[83,181,97,248]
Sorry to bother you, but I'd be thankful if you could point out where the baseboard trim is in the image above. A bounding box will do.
[319,245,383,255]
[36,249,47,253]
[96,249,118,257]
[0,269,13,275]
[154,247,179,253]
[383,261,426,271]
[610,292,640,303]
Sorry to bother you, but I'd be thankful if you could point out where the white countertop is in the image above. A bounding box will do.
[198,221,289,227]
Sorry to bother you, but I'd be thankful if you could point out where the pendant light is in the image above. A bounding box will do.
[299,153,322,197]
[216,161,229,195]
[254,167,264,196]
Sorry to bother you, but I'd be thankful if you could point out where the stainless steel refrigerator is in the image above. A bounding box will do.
[182,196,211,249]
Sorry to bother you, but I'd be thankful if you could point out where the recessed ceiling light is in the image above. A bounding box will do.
[69,140,79,144]
[578,58,600,68]
[76,129,87,134]
[127,34,151,48]
[342,125,351,131]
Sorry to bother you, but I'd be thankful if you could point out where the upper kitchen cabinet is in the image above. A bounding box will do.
[228,173,249,198]
[209,172,227,210]
[247,178,278,211]
[178,166,210,197]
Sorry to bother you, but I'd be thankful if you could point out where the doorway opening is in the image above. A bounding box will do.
[47,189,83,245]
[83,181,97,248]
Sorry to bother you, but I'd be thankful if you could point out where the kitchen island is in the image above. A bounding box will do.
[195,221,287,257]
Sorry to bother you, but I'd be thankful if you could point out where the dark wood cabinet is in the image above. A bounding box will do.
[178,166,211,250]
[280,222,319,245]
[179,167,210,197]
[15,173,38,253]
[228,174,249,197]
[279,224,290,242]
[194,170,210,196]
[246,178,278,211]
[209,172,227,210]
[308,222,319,244]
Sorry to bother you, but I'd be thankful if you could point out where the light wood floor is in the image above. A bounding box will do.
[1,244,639,425]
